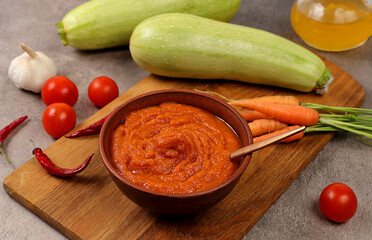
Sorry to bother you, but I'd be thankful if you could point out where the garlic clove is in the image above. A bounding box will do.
[8,43,57,93]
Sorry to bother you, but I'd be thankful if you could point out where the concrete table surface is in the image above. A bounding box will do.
[1,0,371,239]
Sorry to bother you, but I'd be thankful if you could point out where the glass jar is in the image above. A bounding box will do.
[291,0,372,51]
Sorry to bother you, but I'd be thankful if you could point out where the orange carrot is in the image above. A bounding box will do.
[231,100,319,126]
[253,125,305,143]
[248,119,288,137]
[238,109,269,121]
[229,95,300,107]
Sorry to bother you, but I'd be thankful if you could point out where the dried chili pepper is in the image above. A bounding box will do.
[65,113,110,138]
[0,115,28,164]
[33,147,93,178]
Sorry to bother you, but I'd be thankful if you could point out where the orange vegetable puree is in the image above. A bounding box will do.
[110,102,241,194]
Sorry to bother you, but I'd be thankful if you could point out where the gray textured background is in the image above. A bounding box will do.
[1,0,371,239]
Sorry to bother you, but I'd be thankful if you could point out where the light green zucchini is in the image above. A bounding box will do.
[130,13,333,93]
[57,0,241,50]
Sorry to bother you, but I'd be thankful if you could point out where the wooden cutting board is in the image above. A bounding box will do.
[4,56,365,240]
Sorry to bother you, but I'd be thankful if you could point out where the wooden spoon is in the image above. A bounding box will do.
[231,126,306,159]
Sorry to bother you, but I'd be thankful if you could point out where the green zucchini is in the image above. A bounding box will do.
[130,13,333,93]
[57,0,241,50]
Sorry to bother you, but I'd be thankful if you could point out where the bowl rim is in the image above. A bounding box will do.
[99,89,252,199]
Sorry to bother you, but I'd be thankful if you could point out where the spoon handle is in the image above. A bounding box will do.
[230,126,306,159]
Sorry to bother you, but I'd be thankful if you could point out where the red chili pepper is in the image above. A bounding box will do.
[33,147,93,178]
[65,113,110,138]
[0,116,28,143]
[0,115,28,164]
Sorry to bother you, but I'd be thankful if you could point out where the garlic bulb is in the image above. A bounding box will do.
[8,43,57,93]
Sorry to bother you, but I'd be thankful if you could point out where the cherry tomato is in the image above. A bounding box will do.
[319,183,357,223]
[88,76,119,108]
[42,103,76,139]
[42,75,79,107]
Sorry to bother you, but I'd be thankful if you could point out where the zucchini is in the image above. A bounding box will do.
[57,0,241,50]
[130,13,333,93]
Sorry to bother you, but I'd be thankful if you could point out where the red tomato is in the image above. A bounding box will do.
[42,75,79,107]
[88,76,119,108]
[319,183,357,223]
[42,103,76,139]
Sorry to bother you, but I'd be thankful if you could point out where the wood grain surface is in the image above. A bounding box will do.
[3,56,365,240]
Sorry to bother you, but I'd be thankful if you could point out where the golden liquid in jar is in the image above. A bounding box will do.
[291,0,372,51]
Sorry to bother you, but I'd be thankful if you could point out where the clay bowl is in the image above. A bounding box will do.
[99,89,253,216]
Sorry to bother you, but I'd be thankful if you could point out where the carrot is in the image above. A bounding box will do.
[231,100,319,126]
[194,90,300,106]
[248,119,288,137]
[238,109,269,121]
[253,125,305,143]
[229,95,300,107]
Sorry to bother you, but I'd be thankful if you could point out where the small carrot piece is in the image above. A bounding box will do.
[248,119,288,137]
[238,109,269,121]
[231,100,319,126]
[253,125,305,143]
[230,95,300,107]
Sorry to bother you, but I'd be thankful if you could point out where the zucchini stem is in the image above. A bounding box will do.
[56,22,68,46]
[315,68,333,94]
